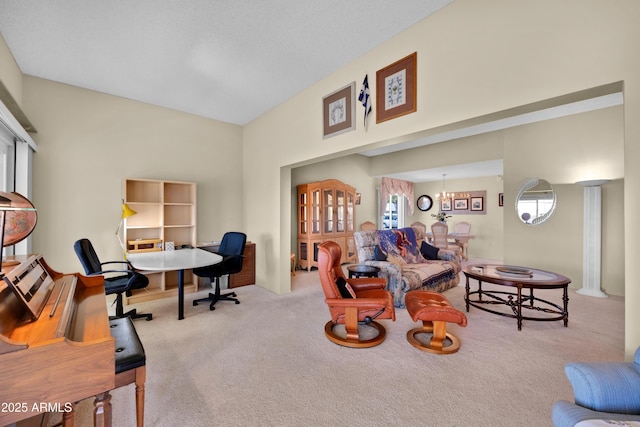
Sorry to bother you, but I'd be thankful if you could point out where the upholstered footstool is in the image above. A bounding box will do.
[405,290,467,354]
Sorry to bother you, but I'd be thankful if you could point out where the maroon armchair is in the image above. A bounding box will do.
[317,241,395,348]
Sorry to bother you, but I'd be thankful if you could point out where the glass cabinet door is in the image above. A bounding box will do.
[311,189,321,234]
[346,191,354,232]
[336,189,345,233]
[299,192,307,234]
[323,189,334,233]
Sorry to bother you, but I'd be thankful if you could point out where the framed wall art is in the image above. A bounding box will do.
[322,82,356,138]
[471,196,484,211]
[376,52,417,123]
[454,198,468,210]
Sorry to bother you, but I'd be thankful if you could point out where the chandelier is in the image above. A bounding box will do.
[435,174,454,202]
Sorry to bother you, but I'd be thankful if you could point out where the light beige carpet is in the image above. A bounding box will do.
[52,260,624,427]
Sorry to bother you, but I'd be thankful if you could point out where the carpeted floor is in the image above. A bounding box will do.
[52,259,624,427]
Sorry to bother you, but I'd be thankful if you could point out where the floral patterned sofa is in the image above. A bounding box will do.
[353,226,460,308]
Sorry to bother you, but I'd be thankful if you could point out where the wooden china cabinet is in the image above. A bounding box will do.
[297,179,356,271]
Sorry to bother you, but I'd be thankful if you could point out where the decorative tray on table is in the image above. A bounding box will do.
[495,265,533,277]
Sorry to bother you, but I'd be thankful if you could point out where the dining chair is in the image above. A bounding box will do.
[454,221,471,234]
[360,221,376,231]
[430,222,462,262]
[410,221,428,244]
[410,221,427,235]
[452,221,472,257]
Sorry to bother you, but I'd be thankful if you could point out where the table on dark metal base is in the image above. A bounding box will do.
[463,264,571,330]
[347,264,380,279]
[127,249,222,320]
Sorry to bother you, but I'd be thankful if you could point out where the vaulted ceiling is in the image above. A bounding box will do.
[0,0,453,125]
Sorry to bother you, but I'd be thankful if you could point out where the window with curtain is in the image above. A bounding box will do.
[379,177,414,230]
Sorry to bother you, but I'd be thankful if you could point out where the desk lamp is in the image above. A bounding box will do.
[116,201,137,257]
[0,192,37,274]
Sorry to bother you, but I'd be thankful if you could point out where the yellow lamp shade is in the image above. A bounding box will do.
[121,203,137,219]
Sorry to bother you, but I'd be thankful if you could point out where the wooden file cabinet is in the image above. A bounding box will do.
[229,242,255,288]
[198,242,256,288]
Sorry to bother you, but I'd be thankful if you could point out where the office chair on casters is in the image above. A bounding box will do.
[193,232,247,311]
[73,238,152,321]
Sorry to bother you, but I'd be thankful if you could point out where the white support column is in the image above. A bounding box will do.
[576,180,610,298]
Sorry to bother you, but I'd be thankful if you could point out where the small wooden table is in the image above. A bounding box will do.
[347,264,380,279]
[463,264,571,330]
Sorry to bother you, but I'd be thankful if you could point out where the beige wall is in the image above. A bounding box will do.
[21,77,243,273]
[409,176,505,261]
[0,0,637,357]
[0,34,22,105]
[292,104,624,294]
[243,0,639,358]
[503,107,625,296]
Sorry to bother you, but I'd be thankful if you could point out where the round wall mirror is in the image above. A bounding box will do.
[416,194,433,211]
[515,178,556,226]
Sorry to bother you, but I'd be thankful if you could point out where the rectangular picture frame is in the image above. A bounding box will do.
[454,198,468,210]
[441,199,452,211]
[499,193,504,207]
[471,196,484,211]
[323,82,356,138]
[376,52,417,123]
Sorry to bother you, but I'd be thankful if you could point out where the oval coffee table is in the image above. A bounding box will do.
[463,264,571,330]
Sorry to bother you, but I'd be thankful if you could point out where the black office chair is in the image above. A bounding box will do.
[193,232,247,311]
[74,238,152,321]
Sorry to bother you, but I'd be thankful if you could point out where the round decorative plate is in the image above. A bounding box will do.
[1,192,37,247]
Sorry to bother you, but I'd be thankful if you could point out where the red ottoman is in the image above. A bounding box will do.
[405,290,467,354]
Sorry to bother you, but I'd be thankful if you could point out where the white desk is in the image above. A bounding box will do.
[127,248,222,320]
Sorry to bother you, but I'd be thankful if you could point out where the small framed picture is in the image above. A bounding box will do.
[454,198,468,210]
[441,199,452,211]
[471,197,484,211]
[499,193,504,207]
[323,82,356,138]
[376,52,417,123]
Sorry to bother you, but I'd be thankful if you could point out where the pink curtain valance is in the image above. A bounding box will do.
[380,177,414,215]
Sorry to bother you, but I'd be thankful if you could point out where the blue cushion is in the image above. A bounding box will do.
[374,245,387,261]
[420,241,440,260]
[552,400,640,427]
[565,361,640,413]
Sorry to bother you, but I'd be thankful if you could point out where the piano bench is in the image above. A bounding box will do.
[111,317,146,373]
[109,316,146,427]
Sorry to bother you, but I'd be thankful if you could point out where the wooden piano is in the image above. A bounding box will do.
[0,255,114,426]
